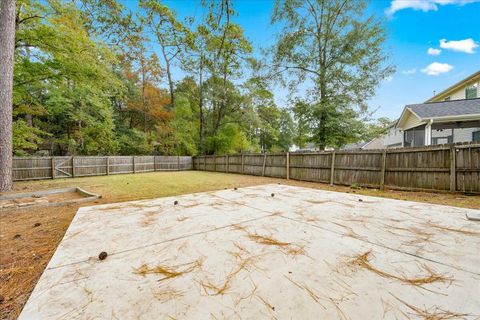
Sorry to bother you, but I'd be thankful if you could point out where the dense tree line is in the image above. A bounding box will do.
[6,0,392,159]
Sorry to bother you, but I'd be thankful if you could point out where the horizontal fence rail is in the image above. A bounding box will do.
[12,156,193,181]
[193,143,480,194]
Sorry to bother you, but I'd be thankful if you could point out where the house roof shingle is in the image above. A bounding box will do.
[407,98,480,119]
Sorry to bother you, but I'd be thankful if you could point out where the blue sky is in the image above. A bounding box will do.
[125,0,480,120]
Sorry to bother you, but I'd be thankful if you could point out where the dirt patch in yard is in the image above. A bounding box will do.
[1,171,479,320]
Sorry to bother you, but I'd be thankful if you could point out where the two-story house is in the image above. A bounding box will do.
[364,71,480,149]
[396,70,480,147]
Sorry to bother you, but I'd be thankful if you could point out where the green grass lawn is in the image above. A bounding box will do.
[12,171,283,204]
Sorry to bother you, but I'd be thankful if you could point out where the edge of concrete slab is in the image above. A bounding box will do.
[0,187,101,211]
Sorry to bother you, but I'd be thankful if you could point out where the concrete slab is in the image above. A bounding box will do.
[19,184,480,319]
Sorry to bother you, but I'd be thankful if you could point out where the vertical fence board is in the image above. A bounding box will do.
[456,145,480,193]
[286,152,290,180]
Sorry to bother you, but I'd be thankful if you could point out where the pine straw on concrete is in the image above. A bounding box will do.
[233,280,259,308]
[331,221,365,240]
[391,294,470,320]
[424,221,480,237]
[255,294,277,315]
[306,199,355,208]
[294,209,321,222]
[284,275,326,308]
[376,222,478,257]
[231,223,305,256]
[284,275,357,320]
[347,251,453,288]
[133,259,203,282]
[153,287,184,303]
[199,251,260,296]
[249,233,305,256]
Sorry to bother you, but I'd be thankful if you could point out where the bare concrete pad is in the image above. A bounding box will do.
[19,184,480,319]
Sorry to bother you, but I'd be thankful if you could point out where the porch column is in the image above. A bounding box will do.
[425,121,432,146]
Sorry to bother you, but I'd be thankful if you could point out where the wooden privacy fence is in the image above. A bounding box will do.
[13,156,193,181]
[193,143,480,193]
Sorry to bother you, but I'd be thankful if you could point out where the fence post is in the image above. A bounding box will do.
[286,152,290,180]
[132,156,136,174]
[177,155,180,171]
[330,152,335,185]
[241,154,244,175]
[380,150,387,190]
[106,157,110,175]
[450,145,456,192]
[51,157,55,179]
[214,155,217,172]
[226,155,229,173]
[203,156,206,171]
[72,157,76,178]
[262,153,267,176]
[154,156,157,171]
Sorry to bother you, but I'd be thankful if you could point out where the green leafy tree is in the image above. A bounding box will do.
[206,122,251,154]
[270,0,394,149]
[116,127,154,155]
[291,100,312,149]
[74,0,141,49]
[181,0,253,154]
[13,0,124,155]
[242,78,277,152]
[277,109,294,151]
[12,119,48,156]
[169,96,199,155]
[140,0,189,107]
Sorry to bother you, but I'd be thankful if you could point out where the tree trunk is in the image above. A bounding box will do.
[25,46,32,126]
[166,63,175,107]
[316,109,327,150]
[0,0,16,192]
[317,53,328,150]
[198,53,205,154]
[141,61,147,134]
[161,46,175,108]
[213,71,228,135]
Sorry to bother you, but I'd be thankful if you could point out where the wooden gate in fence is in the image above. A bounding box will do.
[193,143,480,193]
[12,156,193,181]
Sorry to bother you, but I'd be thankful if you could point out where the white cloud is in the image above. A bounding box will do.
[427,48,442,55]
[386,0,436,15]
[386,0,480,16]
[401,68,417,75]
[439,38,478,53]
[421,62,454,76]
